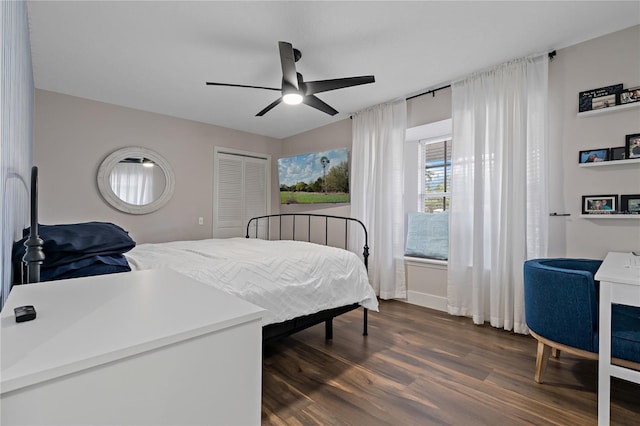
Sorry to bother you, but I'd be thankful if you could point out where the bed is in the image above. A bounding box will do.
[14,167,378,344]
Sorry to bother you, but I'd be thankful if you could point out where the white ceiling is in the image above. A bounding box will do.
[27,1,640,139]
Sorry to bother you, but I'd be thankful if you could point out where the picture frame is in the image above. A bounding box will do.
[620,86,640,104]
[620,194,640,214]
[277,148,350,205]
[610,146,626,161]
[579,148,609,164]
[578,83,623,112]
[591,94,616,110]
[626,133,640,159]
[582,195,617,214]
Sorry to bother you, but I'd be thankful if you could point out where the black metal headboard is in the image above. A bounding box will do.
[22,166,45,283]
[245,213,369,271]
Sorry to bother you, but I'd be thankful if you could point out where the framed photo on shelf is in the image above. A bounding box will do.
[579,148,609,164]
[578,84,623,112]
[582,195,617,214]
[591,94,616,110]
[610,146,626,161]
[620,194,640,214]
[620,86,640,104]
[626,133,640,159]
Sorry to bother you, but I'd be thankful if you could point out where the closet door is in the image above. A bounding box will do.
[243,156,268,235]
[213,149,270,238]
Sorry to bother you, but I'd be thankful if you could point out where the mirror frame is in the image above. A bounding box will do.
[97,146,175,215]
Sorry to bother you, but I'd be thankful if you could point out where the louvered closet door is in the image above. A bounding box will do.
[243,157,268,238]
[214,151,270,238]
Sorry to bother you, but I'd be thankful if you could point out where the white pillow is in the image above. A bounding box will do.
[404,211,449,260]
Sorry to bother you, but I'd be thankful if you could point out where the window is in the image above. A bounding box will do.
[419,139,452,213]
[404,119,452,261]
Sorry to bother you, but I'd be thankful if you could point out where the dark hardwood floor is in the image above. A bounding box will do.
[262,300,640,425]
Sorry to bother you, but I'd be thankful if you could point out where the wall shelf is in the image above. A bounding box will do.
[579,158,640,168]
[580,214,640,219]
[577,101,640,118]
[577,92,639,222]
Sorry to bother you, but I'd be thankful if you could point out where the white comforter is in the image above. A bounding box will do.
[124,238,378,325]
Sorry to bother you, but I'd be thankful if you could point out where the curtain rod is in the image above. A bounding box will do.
[406,50,557,102]
[406,84,451,101]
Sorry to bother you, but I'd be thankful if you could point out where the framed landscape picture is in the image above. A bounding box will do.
[277,148,350,204]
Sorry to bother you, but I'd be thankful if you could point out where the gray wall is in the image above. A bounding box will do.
[407,86,452,128]
[34,90,282,244]
[551,25,640,258]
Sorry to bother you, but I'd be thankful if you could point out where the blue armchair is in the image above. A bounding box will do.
[523,258,640,383]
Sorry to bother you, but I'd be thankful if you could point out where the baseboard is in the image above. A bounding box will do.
[406,290,448,312]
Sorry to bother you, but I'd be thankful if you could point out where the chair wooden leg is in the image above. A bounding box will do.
[535,341,552,384]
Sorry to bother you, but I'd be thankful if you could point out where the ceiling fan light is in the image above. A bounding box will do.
[282,93,303,105]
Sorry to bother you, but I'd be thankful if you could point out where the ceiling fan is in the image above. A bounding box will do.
[206,41,375,117]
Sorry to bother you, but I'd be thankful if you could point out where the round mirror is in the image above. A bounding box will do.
[97,147,175,214]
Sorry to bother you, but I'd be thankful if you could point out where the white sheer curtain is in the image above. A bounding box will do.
[1,0,33,308]
[110,162,154,205]
[350,100,407,299]
[448,54,549,334]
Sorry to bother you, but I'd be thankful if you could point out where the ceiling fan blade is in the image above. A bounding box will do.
[206,82,280,91]
[278,41,299,90]
[305,76,375,95]
[256,97,283,117]
[303,95,338,116]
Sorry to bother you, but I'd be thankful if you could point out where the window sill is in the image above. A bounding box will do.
[404,256,448,266]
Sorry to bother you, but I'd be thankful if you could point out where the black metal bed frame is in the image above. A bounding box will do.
[21,166,45,285]
[246,213,370,345]
[20,170,371,345]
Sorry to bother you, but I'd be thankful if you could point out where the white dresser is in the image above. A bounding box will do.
[595,252,640,425]
[1,269,265,425]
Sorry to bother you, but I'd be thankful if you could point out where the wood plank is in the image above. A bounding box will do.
[262,300,640,425]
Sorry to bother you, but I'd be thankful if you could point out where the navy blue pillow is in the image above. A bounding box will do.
[40,254,131,281]
[13,222,136,268]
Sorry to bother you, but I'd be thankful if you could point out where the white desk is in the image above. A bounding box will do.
[595,252,640,426]
[1,269,265,425]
